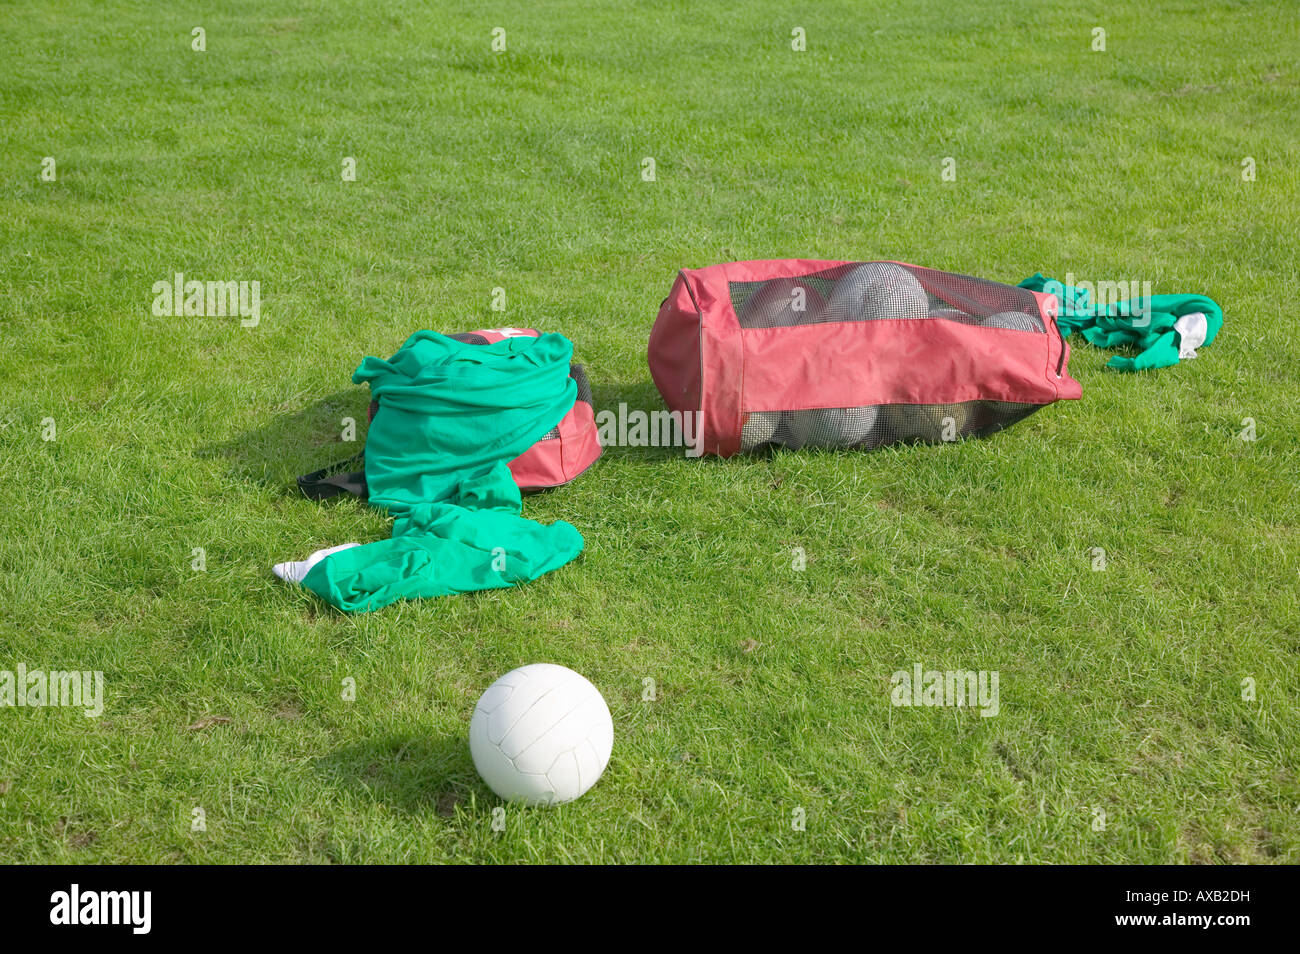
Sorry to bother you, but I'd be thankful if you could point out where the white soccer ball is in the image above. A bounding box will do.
[879,404,974,443]
[821,263,929,322]
[469,663,613,806]
[785,405,880,448]
[980,310,1042,332]
[740,410,781,450]
[737,278,823,328]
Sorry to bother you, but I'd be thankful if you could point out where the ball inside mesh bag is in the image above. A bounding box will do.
[821,263,929,322]
[975,400,1034,431]
[983,400,1029,415]
[740,411,781,450]
[979,310,1042,332]
[930,306,970,321]
[737,279,823,328]
[786,406,880,449]
[880,404,973,443]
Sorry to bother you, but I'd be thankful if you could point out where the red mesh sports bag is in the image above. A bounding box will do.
[648,259,1082,456]
[298,327,602,498]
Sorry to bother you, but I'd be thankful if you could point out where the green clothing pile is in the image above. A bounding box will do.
[1018,273,1223,371]
[300,331,584,613]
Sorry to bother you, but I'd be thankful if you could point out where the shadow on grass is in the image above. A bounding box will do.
[590,378,661,415]
[196,388,369,494]
[586,378,726,464]
[317,732,486,815]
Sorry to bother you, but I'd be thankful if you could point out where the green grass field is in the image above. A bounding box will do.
[1,0,1297,864]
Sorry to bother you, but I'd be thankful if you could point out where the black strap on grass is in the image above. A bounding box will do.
[297,452,367,500]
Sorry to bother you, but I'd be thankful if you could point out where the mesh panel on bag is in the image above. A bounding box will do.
[731,262,1048,452]
[570,363,593,406]
[740,401,1042,452]
[731,262,1044,332]
[536,364,592,442]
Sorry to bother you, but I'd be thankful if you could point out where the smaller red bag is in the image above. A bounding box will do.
[298,327,601,498]
[648,259,1082,457]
